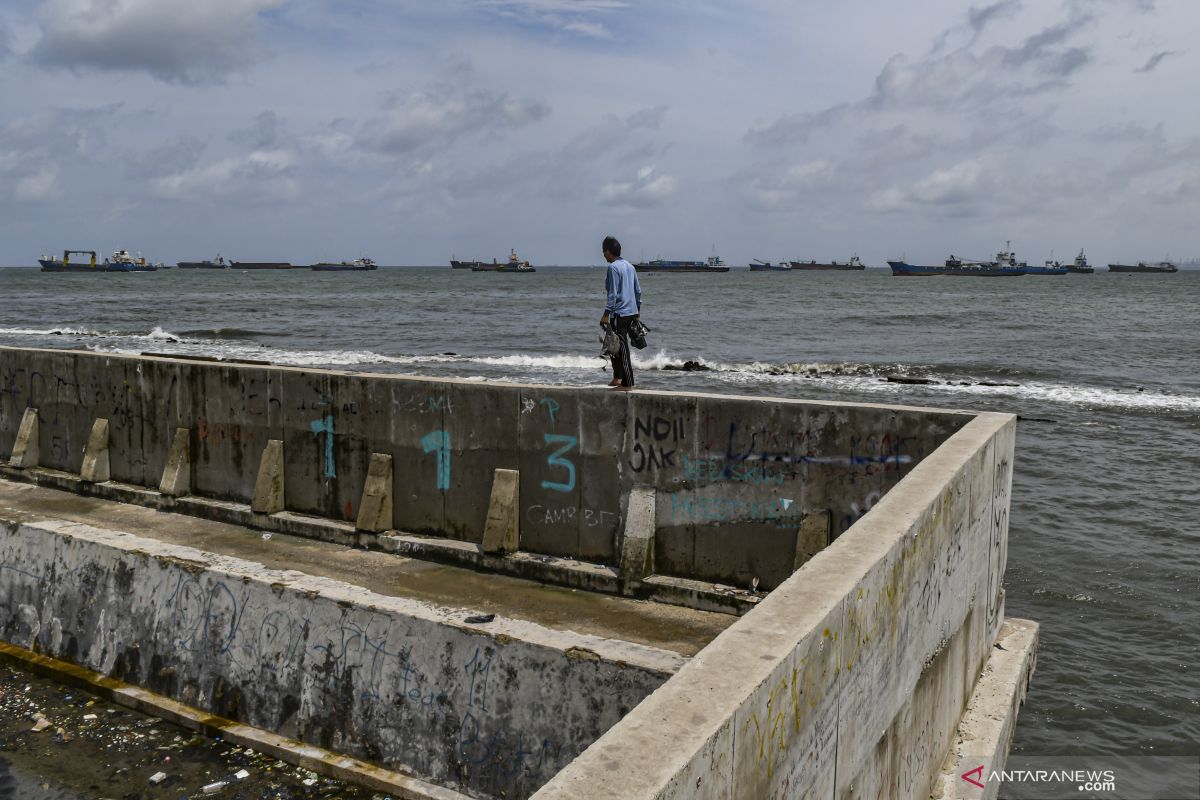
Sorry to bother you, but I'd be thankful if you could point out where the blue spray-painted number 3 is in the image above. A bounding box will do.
[421,430,451,491]
[542,434,578,493]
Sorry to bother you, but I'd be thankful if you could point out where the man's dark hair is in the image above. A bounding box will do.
[603,236,621,257]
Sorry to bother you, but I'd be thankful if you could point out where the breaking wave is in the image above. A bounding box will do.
[2,324,1197,413]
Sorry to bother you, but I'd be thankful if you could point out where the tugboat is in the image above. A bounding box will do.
[1108,260,1178,273]
[634,254,729,273]
[311,257,379,271]
[1062,250,1094,274]
[178,255,229,269]
[787,255,866,271]
[472,249,535,272]
[888,242,1027,277]
[749,259,792,271]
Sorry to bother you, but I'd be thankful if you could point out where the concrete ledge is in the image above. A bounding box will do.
[0,641,469,800]
[0,463,777,617]
[0,516,685,798]
[933,618,1039,800]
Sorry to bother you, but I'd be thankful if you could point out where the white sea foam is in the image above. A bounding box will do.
[4,324,1196,413]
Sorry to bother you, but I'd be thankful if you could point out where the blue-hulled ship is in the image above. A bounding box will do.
[1022,257,1069,275]
[39,248,157,272]
[889,242,1027,277]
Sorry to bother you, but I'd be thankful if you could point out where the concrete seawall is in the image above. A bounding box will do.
[0,346,969,589]
[0,347,1036,798]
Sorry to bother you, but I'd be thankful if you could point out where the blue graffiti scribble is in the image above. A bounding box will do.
[540,397,560,424]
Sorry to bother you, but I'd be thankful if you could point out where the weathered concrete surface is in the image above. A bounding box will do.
[251,438,285,514]
[356,452,394,532]
[80,417,111,483]
[9,407,38,468]
[533,412,1019,800]
[159,426,191,496]
[933,618,1039,800]
[0,479,733,658]
[0,347,972,589]
[617,486,655,587]
[0,513,686,798]
[481,468,519,554]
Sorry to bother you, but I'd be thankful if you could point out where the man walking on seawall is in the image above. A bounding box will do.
[600,236,641,391]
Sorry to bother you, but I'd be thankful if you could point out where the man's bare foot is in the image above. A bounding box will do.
[611,385,634,392]
[608,379,622,386]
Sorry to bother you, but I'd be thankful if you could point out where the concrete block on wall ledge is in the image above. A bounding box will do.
[80,418,111,483]
[159,428,191,497]
[482,468,520,554]
[251,439,285,515]
[356,453,394,533]
[9,408,39,469]
[619,487,656,591]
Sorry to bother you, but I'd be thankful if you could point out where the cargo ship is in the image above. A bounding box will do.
[788,255,866,271]
[451,257,484,269]
[472,250,534,272]
[230,261,299,270]
[888,243,1026,277]
[749,259,791,271]
[311,257,378,271]
[1062,250,1094,274]
[1107,260,1178,273]
[178,255,229,269]
[634,255,729,273]
[39,249,159,273]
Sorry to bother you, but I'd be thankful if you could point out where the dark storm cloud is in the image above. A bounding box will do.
[29,0,282,84]
[1135,50,1179,73]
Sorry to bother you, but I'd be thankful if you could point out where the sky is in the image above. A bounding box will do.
[1,0,1198,266]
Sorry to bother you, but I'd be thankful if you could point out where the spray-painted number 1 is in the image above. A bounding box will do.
[542,434,578,493]
[421,430,451,491]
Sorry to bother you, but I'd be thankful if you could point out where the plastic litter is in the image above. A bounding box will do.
[149,771,168,785]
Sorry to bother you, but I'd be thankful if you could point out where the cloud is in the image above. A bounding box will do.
[30,0,283,84]
[0,105,120,204]
[147,148,299,202]
[599,164,675,208]
[229,110,281,149]
[1134,50,1179,73]
[359,71,550,158]
[125,136,208,179]
[471,0,627,39]
[747,9,1093,150]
